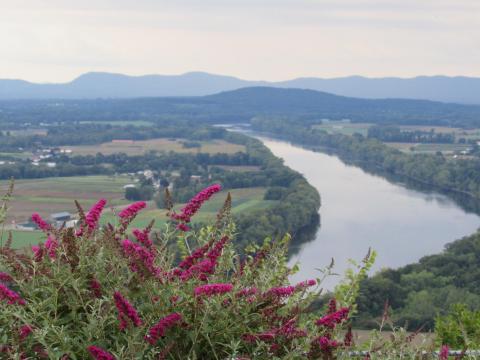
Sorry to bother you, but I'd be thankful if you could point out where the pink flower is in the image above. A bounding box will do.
[194,283,233,297]
[145,313,182,345]
[89,278,102,298]
[206,236,228,263]
[179,242,211,269]
[0,283,26,305]
[180,259,215,281]
[176,223,190,232]
[85,199,107,231]
[295,279,316,289]
[31,213,50,231]
[31,245,44,262]
[113,292,142,330]
[87,346,116,360]
[0,272,13,283]
[118,201,146,219]
[122,239,160,278]
[316,307,350,328]
[327,298,337,314]
[44,236,58,259]
[132,228,153,248]
[19,325,33,341]
[236,287,258,298]
[265,286,295,298]
[171,184,222,224]
[313,336,340,353]
[439,345,449,360]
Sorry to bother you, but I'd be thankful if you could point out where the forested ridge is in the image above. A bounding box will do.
[2,86,480,127]
[356,230,480,330]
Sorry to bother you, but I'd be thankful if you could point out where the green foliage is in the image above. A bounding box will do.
[0,191,342,359]
[435,304,480,348]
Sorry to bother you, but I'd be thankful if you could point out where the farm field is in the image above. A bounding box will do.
[386,142,472,154]
[0,175,134,224]
[68,138,245,156]
[312,122,372,136]
[2,180,275,249]
[100,187,274,229]
[79,120,155,127]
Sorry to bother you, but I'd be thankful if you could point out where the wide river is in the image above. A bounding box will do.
[258,136,480,289]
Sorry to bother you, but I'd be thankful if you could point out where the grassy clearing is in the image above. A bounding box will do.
[0,175,134,224]
[209,165,261,172]
[312,122,372,136]
[0,230,45,249]
[79,120,155,127]
[68,138,245,156]
[387,142,473,154]
[0,152,33,160]
[4,183,275,248]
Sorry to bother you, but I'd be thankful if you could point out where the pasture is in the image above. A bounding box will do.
[68,138,245,156]
[2,179,275,249]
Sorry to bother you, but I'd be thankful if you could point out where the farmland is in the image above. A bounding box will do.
[68,138,245,156]
[1,176,274,249]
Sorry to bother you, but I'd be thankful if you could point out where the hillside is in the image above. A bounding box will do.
[1,72,480,104]
[357,230,480,330]
[2,86,480,127]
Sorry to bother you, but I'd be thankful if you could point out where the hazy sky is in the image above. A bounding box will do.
[1,0,479,82]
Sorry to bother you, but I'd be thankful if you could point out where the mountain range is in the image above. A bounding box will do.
[1,72,480,104]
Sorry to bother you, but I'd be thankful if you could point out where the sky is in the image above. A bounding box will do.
[0,0,479,82]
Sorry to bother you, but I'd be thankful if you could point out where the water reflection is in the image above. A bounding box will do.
[258,137,480,290]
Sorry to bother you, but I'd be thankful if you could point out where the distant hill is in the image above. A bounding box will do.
[1,86,480,127]
[1,72,480,104]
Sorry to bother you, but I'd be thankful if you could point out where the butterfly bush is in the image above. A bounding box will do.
[0,184,393,359]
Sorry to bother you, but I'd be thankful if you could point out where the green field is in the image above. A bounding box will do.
[0,175,134,224]
[312,122,372,136]
[3,182,275,249]
[79,120,155,127]
[69,138,246,156]
[387,142,473,154]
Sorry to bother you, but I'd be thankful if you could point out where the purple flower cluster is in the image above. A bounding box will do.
[171,184,222,228]
[194,283,233,297]
[236,287,258,298]
[316,307,350,329]
[0,283,25,305]
[132,228,153,248]
[86,199,107,231]
[313,336,340,353]
[0,272,13,283]
[177,236,228,281]
[87,346,116,360]
[19,325,33,341]
[439,345,449,360]
[89,278,102,298]
[121,239,160,277]
[265,285,296,298]
[118,201,146,219]
[178,242,211,269]
[294,279,316,289]
[31,213,50,231]
[145,313,182,345]
[45,236,58,259]
[31,245,44,262]
[113,292,143,330]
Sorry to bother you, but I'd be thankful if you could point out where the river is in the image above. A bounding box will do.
[257,136,480,289]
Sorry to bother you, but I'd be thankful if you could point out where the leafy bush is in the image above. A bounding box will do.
[436,304,480,348]
[0,184,364,359]
[0,183,468,359]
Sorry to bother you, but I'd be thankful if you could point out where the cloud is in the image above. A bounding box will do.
[0,0,478,81]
